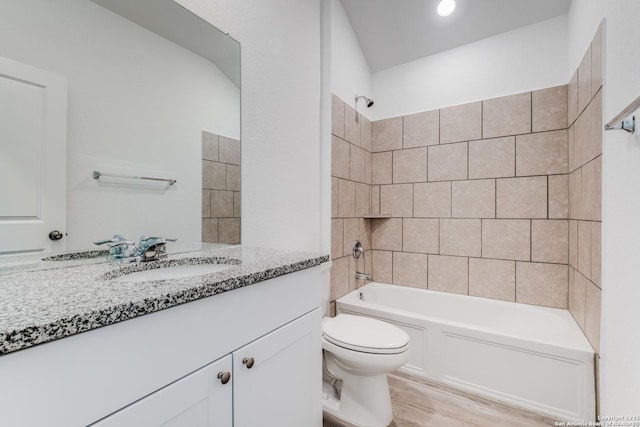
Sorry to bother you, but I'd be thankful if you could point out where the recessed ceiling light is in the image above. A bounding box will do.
[436,0,456,17]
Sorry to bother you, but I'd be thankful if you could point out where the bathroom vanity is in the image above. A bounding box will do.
[0,245,327,427]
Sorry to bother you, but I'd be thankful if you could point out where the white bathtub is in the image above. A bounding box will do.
[336,282,595,422]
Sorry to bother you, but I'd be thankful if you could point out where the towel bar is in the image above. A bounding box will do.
[93,170,176,186]
[605,94,640,133]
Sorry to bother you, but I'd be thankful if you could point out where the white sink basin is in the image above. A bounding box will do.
[112,263,233,283]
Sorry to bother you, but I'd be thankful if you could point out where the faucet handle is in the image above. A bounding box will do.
[138,236,177,244]
[94,234,130,246]
[352,240,364,259]
[136,236,176,261]
[93,235,137,259]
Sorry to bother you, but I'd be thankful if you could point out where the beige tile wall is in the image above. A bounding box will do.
[365,83,570,310]
[330,95,373,314]
[202,131,241,244]
[568,24,603,353]
[330,24,603,342]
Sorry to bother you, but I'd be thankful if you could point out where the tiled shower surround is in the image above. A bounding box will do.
[367,85,571,308]
[568,24,603,353]
[202,131,241,244]
[330,25,603,353]
[330,97,373,315]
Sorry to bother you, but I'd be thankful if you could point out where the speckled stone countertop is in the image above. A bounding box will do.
[0,242,228,276]
[0,245,329,355]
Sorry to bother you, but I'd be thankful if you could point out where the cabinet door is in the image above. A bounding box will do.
[92,355,232,427]
[233,309,322,427]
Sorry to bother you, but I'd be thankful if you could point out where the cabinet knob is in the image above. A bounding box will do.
[217,371,231,385]
[242,357,255,369]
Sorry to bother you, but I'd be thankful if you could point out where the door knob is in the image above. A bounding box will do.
[217,371,231,384]
[242,357,255,369]
[49,230,63,241]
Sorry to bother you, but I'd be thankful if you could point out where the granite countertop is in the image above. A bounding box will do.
[0,245,329,355]
[0,242,229,276]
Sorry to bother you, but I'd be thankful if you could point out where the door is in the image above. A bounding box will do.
[0,55,66,255]
[233,309,322,427]
[91,355,233,427]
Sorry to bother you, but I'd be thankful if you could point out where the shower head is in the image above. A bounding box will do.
[355,95,374,108]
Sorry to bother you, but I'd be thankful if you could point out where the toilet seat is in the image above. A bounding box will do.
[323,314,409,354]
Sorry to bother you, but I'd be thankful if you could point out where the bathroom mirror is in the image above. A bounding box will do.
[0,0,240,256]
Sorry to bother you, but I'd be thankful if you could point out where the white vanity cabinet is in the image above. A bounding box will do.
[93,309,320,427]
[93,355,233,427]
[233,310,319,427]
[0,266,322,427]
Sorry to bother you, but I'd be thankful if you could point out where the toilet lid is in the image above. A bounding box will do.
[323,314,410,354]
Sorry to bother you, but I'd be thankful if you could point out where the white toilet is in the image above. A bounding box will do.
[321,311,410,427]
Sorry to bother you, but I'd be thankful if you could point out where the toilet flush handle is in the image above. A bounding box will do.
[242,357,255,369]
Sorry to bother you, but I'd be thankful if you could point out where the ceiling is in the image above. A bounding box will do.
[93,0,240,87]
[340,0,572,73]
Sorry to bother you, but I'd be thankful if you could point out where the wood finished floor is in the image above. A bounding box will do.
[323,371,559,427]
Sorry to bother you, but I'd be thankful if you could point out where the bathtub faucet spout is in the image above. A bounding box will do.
[355,271,370,281]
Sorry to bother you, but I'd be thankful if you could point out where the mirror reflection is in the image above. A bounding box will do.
[0,0,240,257]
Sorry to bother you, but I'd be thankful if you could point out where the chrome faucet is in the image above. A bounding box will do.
[352,240,371,282]
[355,271,371,281]
[94,235,137,260]
[94,235,176,262]
[136,236,177,262]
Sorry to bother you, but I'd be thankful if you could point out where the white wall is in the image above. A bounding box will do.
[567,0,606,74]
[321,0,332,255]
[569,0,640,415]
[330,0,373,119]
[371,15,568,120]
[0,0,240,250]
[178,0,323,253]
[569,0,640,414]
